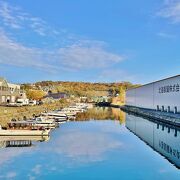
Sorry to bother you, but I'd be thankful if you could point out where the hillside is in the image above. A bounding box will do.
[22,81,140,98]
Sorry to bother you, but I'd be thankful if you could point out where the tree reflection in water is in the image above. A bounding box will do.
[76,107,125,124]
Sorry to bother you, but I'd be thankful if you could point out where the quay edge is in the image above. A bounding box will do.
[120,105,180,127]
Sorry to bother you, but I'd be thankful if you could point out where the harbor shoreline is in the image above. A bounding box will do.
[96,102,180,127]
[0,101,70,127]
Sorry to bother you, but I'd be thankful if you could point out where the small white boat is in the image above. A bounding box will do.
[63,107,84,113]
[32,117,58,128]
[75,103,89,109]
[56,110,76,117]
[42,112,68,119]
[53,117,67,123]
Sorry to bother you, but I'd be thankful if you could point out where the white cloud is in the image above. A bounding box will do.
[157,32,176,38]
[58,41,125,70]
[0,1,54,36]
[97,69,136,82]
[0,30,125,72]
[0,1,21,29]
[0,1,126,74]
[157,0,180,23]
[0,30,57,72]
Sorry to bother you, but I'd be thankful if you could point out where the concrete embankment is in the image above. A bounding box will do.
[121,106,180,127]
[0,101,69,127]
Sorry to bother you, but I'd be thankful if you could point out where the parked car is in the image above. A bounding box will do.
[29,100,37,106]
[6,102,19,107]
[37,100,43,105]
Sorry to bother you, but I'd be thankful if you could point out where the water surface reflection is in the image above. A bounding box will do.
[0,107,179,180]
[76,107,125,124]
[126,114,180,168]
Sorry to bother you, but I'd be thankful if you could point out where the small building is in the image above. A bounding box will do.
[126,75,180,113]
[0,77,23,104]
[44,92,68,100]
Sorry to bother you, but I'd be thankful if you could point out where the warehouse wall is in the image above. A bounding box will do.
[135,83,154,109]
[126,89,136,106]
[126,75,180,113]
[154,76,180,112]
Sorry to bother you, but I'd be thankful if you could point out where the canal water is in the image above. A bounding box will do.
[0,107,180,180]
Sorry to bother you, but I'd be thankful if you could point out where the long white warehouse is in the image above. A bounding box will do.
[126,75,180,113]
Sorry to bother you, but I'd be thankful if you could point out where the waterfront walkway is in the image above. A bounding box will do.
[121,106,180,127]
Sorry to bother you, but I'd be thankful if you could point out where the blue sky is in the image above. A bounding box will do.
[0,0,179,84]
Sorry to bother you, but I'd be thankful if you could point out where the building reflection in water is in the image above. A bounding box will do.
[0,136,50,148]
[76,107,125,124]
[126,113,180,168]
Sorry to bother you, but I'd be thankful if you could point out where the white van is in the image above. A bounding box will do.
[16,99,29,106]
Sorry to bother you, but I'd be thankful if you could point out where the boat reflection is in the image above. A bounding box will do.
[126,114,180,168]
[76,107,125,124]
[0,135,50,148]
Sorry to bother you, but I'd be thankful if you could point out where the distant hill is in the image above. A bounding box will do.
[21,81,141,98]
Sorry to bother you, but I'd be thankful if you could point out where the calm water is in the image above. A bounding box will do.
[0,107,180,180]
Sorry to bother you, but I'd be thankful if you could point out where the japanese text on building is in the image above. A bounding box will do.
[158,84,180,93]
[159,140,180,159]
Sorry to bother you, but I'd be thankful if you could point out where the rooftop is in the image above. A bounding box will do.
[127,74,180,91]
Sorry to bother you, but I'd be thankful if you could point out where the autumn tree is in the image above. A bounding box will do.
[27,80,140,99]
[26,90,46,100]
[119,86,126,104]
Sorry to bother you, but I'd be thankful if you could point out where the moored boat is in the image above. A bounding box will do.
[31,117,58,128]
[62,107,84,113]
[42,112,67,118]
[55,110,77,117]
[0,124,50,136]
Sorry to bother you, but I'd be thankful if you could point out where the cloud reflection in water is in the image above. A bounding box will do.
[0,120,124,179]
[46,131,122,163]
